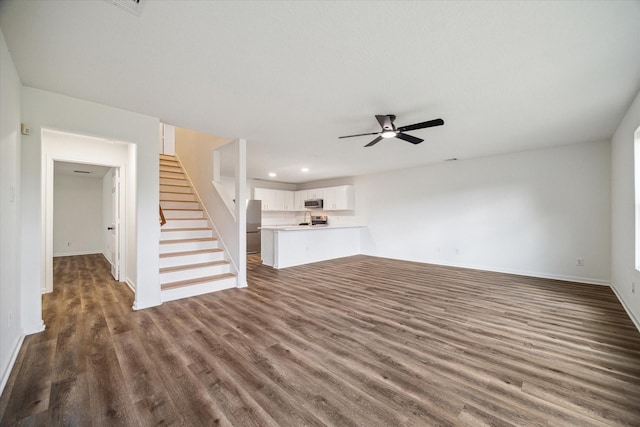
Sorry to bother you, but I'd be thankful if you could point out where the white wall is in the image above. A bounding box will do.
[611,89,640,327]
[356,141,611,285]
[0,28,23,395]
[21,87,160,331]
[53,173,103,257]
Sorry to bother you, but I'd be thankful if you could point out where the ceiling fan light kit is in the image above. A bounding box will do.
[339,114,444,147]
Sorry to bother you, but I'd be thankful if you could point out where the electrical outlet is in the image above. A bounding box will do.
[576,258,584,266]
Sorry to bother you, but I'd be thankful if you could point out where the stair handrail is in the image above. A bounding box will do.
[159,205,167,227]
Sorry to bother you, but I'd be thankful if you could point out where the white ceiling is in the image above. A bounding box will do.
[2,1,639,184]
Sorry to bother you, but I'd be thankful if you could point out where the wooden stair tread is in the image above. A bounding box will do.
[160,198,197,201]
[160,183,191,188]
[160,190,194,195]
[161,273,236,291]
[160,260,229,274]
[161,227,212,232]
[160,248,223,258]
[160,237,218,245]
[162,208,203,211]
[163,217,205,221]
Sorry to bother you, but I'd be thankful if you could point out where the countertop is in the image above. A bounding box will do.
[260,224,365,231]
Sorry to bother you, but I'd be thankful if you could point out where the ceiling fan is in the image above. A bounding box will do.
[339,114,444,147]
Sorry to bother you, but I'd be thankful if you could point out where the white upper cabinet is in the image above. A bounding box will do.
[294,190,307,211]
[282,191,295,211]
[323,185,355,211]
[254,188,295,211]
[266,185,355,212]
[306,188,324,200]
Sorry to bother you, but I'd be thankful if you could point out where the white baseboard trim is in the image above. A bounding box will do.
[23,320,45,335]
[474,266,610,286]
[102,250,113,264]
[53,250,102,257]
[610,286,640,333]
[383,255,611,286]
[125,278,135,293]
[0,333,25,396]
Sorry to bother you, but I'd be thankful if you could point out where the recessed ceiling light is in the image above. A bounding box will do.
[268,172,276,177]
[301,167,309,172]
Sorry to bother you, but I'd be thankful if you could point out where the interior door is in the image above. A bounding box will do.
[110,168,120,280]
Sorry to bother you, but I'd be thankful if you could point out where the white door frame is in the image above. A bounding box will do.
[42,129,129,294]
[109,167,120,280]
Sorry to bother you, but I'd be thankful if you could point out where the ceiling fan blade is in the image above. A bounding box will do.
[375,114,395,130]
[364,136,384,147]
[397,118,444,133]
[338,131,381,139]
[395,132,423,145]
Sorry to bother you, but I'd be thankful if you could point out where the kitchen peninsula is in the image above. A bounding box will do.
[260,224,365,269]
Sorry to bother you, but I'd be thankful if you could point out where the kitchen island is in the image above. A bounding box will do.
[260,224,365,269]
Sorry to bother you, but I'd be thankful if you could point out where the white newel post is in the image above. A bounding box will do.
[235,138,247,287]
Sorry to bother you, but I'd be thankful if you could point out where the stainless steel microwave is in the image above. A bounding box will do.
[304,199,323,209]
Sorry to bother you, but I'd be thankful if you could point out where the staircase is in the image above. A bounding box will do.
[159,154,236,302]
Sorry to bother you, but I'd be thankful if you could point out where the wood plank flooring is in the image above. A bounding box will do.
[1,253,640,426]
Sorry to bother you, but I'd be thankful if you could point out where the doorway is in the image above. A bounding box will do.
[52,161,120,280]
[42,129,130,295]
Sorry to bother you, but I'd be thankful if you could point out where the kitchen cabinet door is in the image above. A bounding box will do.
[283,191,295,211]
[254,188,272,211]
[323,185,354,210]
[294,190,306,211]
[254,188,279,211]
[306,188,324,200]
[254,188,294,211]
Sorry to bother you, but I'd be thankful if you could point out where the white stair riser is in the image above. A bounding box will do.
[160,171,185,180]
[160,177,188,186]
[159,240,219,254]
[163,210,204,219]
[164,218,209,229]
[161,201,200,210]
[159,251,225,268]
[161,277,236,302]
[161,229,213,240]
[160,192,196,202]
[159,163,179,170]
[160,264,230,283]
[160,185,193,194]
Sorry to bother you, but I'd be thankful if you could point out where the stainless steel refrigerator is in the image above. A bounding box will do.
[246,200,262,253]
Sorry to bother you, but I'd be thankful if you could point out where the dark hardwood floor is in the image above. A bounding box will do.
[1,253,640,426]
